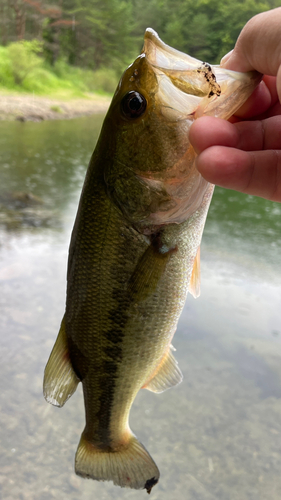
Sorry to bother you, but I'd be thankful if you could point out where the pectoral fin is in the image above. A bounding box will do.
[43,316,80,407]
[189,246,200,298]
[128,240,177,302]
[143,346,183,393]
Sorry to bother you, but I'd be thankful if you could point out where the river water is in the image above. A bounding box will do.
[1,116,281,500]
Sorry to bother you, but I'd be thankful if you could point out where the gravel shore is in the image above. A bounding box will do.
[0,92,111,121]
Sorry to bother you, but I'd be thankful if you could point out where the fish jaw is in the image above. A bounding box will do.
[101,29,261,232]
[143,27,262,121]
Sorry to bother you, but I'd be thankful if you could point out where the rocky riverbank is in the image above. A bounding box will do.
[0,92,111,121]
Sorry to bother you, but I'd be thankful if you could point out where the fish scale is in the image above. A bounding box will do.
[43,28,261,492]
[67,175,148,443]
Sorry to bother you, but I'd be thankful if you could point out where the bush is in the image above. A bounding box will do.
[0,47,14,87]
[52,58,72,79]
[83,68,118,94]
[0,41,118,96]
[7,40,43,85]
[52,61,118,94]
[22,68,61,93]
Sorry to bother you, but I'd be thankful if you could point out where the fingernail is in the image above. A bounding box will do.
[220,50,233,67]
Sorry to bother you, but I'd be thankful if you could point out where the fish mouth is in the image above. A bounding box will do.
[142,28,261,121]
[143,28,205,74]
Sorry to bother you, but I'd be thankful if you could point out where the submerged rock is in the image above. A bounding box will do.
[0,191,61,231]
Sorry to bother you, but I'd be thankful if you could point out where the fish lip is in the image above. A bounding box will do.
[143,27,203,71]
[143,28,261,84]
[142,28,216,118]
[142,28,261,121]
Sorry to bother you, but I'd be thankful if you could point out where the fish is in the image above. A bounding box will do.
[43,28,261,493]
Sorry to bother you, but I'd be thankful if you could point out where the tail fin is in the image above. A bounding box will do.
[75,431,159,493]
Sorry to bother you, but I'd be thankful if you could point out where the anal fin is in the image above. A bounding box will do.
[43,315,80,407]
[143,346,183,393]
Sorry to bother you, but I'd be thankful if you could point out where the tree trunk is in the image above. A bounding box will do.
[11,0,26,40]
[0,0,8,45]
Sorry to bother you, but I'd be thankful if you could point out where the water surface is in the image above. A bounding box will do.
[1,117,281,500]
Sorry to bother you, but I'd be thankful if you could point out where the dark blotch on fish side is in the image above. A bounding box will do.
[145,476,158,494]
[67,335,88,381]
[92,233,134,446]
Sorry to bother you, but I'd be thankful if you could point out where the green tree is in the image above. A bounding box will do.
[158,0,277,63]
[1,0,281,80]
[62,0,136,71]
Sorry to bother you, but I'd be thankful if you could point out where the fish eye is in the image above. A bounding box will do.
[121,91,147,119]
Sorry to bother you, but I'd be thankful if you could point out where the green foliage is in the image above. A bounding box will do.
[158,0,275,63]
[7,40,43,85]
[79,68,119,94]
[50,105,62,112]
[52,59,118,93]
[0,0,280,95]
[201,0,271,62]
[65,0,137,72]
[0,47,14,87]
[0,42,118,96]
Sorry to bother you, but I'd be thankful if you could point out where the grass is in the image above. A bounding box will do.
[0,42,119,98]
[49,105,62,113]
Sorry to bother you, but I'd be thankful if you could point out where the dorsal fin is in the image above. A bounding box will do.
[189,246,200,298]
[143,346,183,393]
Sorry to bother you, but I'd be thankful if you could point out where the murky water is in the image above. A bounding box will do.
[1,117,281,500]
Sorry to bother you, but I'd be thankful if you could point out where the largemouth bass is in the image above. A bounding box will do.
[44,29,260,493]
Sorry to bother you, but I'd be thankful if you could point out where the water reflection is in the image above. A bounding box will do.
[1,116,281,500]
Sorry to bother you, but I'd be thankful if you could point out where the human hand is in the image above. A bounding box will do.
[189,8,281,202]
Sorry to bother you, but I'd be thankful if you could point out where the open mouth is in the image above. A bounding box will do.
[142,28,261,121]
